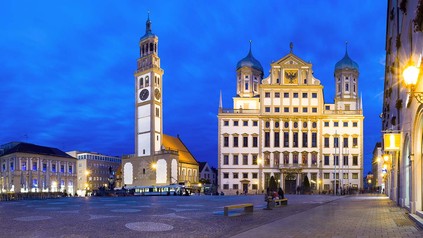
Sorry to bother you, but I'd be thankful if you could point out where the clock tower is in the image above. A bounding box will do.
[134,14,163,157]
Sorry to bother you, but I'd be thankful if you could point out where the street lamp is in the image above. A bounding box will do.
[403,56,423,103]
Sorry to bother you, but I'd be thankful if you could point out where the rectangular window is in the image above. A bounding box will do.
[252,173,258,179]
[243,173,248,179]
[343,137,348,147]
[68,165,72,173]
[324,121,329,127]
[284,107,289,113]
[353,156,358,166]
[265,92,270,98]
[293,93,298,98]
[10,162,14,171]
[275,107,280,113]
[353,138,358,147]
[311,153,317,165]
[243,120,248,126]
[284,92,289,98]
[293,132,298,147]
[324,155,330,165]
[312,93,317,98]
[233,173,239,179]
[302,107,308,113]
[243,136,248,147]
[223,173,229,179]
[352,173,358,179]
[274,132,280,147]
[223,184,229,189]
[284,132,289,147]
[233,184,239,190]
[243,155,248,165]
[252,184,258,190]
[302,132,308,147]
[312,133,317,147]
[233,121,239,126]
[334,121,339,127]
[264,132,270,147]
[223,136,229,147]
[32,162,37,171]
[343,122,348,127]
[52,164,56,172]
[324,173,330,179]
[353,122,358,127]
[275,92,280,98]
[293,154,298,164]
[265,107,271,112]
[223,155,229,165]
[233,155,239,165]
[312,107,317,113]
[223,120,229,126]
[22,161,27,171]
[302,92,308,98]
[252,154,257,165]
[293,107,298,113]
[253,121,258,126]
[2,163,5,172]
[233,136,239,147]
[334,137,339,148]
[252,136,258,147]
[334,155,339,166]
[343,156,349,166]
[324,137,329,148]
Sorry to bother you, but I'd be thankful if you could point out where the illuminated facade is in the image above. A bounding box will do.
[0,142,77,194]
[122,15,199,187]
[382,0,423,219]
[66,151,121,195]
[218,43,364,195]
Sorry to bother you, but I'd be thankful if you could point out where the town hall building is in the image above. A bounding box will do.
[218,43,364,194]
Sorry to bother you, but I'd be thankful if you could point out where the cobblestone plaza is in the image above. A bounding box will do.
[0,194,421,237]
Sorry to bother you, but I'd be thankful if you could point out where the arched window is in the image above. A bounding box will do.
[142,45,145,56]
[345,83,349,91]
[145,76,149,87]
[139,77,144,89]
[150,43,153,52]
[353,84,356,92]
[154,43,157,53]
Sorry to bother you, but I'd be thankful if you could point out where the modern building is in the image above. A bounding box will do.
[122,15,199,188]
[218,43,364,195]
[0,142,77,194]
[371,142,385,193]
[381,0,423,219]
[66,151,121,195]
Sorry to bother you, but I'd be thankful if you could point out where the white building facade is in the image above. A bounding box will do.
[218,44,364,195]
[381,0,423,220]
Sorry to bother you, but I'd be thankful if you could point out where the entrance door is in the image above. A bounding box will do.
[284,174,297,194]
[242,183,248,194]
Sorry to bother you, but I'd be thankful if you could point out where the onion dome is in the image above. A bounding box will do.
[335,44,359,71]
[140,13,156,41]
[236,41,263,73]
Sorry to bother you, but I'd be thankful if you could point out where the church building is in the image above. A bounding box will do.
[122,15,199,187]
[218,43,364,194]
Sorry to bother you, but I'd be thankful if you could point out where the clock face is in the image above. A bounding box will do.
[154,88,161,100]
[139,89,149,101]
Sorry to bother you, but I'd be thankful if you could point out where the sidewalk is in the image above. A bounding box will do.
[231,194,423,238]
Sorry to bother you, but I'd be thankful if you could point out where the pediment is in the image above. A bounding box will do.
[272,53,310,68]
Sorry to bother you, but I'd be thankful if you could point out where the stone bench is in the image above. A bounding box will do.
[274,198,288,207]
[223,203,254,216]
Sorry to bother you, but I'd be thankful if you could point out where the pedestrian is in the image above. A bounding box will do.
[278,187,285,199]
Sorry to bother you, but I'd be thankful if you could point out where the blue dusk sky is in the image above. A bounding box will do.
[1,1,387,173]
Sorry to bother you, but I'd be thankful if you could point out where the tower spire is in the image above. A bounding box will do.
[290,42,293,53]
[345,41,348,55]
[219,90,223,112]
[146,11,152,34]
